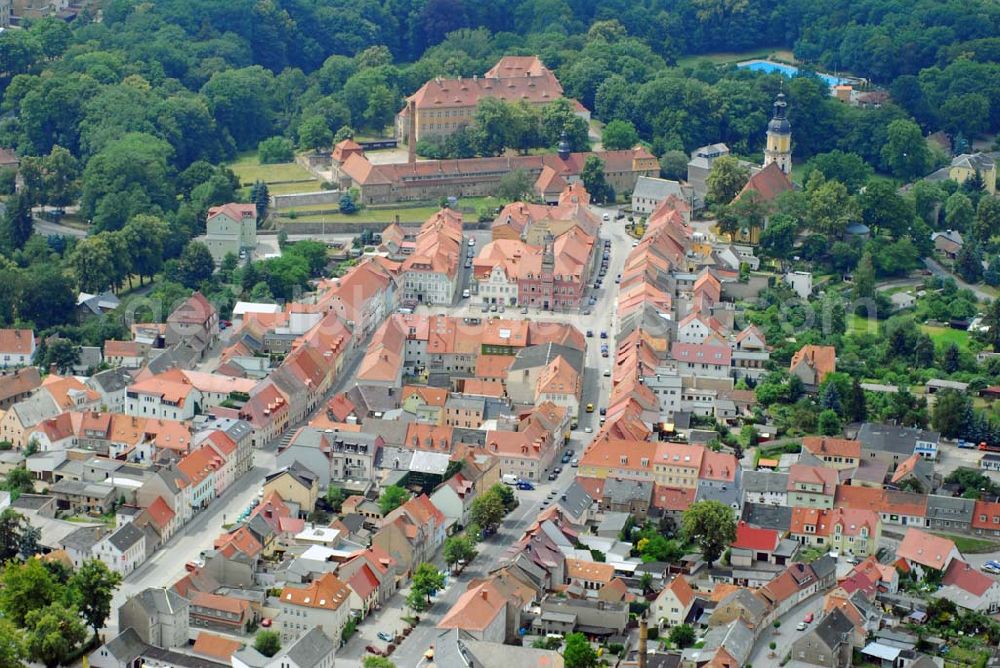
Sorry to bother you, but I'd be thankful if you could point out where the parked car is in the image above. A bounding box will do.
[521,306,528,314]
[602,213,610,221]
[803,613,814,623]
[586,403,594,413]
[583,427,592,434]
[796,622,808,631]
[548,472,558,481]
[603,369,612,377]
[599,407,606,416]
[571,457,579,467]
[490,304,498,312]
[462,289,470,298]
[468,238,475,246]
[553,466,563,474]
[516,481,535,490]
[481,304,490,313]
[377,632,394,642]
[586,330,594,337]
[600,331,608,338]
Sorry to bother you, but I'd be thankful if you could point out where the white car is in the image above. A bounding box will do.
[462,289,470,298]
[468,238,475,247]
[602,213,610,221]
[796,622,808,631]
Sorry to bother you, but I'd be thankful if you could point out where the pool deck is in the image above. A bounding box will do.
[736,58,865,87]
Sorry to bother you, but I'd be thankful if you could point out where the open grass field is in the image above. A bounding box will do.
[226,151,321,189]
[847,313,880,336]
[286,205,442,224]
[921,324,971,349]
[675,47,794,68]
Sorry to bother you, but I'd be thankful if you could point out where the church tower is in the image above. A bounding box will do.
[764,93,792,175]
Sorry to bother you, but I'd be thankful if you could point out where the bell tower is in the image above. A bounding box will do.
[764,92,792,175]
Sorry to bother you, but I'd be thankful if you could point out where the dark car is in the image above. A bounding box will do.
[599,407,606,416]
[586,330,593,337]
[600,331,608,338]
[548,472,558,481]
[553,466,562,474]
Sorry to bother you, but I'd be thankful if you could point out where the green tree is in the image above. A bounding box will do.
[882,119,931,181]
[2,467,35,501]
[258,137,295,164]
[298,116,333,152]
[0,558,59,626]
[469,490,506,534]
[496,170,534,202]
[339,193,357,214]
[24,604,87,668]
[956,239,984,283]
[121,215,169,285]
[254,630,281,657]
[932,389,971,438]
[443,535,478,569]
[669,624,696,649]
[562,632,598,668]
[706,155,749,206]
[945,192,975,232]
[67,559,122,638]
[540,98,590,152]
[845,379,868,423]
[681,500,736,564]
[0,510,27,563]
[659,150,689,180]
[80,133,174,232]
[818,409,843,436]
[411,562,445,606]
[363,658,396,668]
[70,234,116,293]
[802,151,873,193]
[758,213,797,260]
[37,339,81,375]
[808,179,855,238]
[0,619,25,667]
[473,98,513,156]
[378,485,410,515]
[2,193,34,251]
[985,298,1000,351]
[581,155,613,204]
[178,241,215,288]
[601,120,639,150]
[854,252,876,299]
[364,85,397,134]
[251,181,271,221]
[859,180,914,239]
[973,197,1000,243]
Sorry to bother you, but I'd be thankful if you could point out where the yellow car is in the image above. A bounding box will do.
[586,403,594,413]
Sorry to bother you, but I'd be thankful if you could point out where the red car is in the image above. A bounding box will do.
[803,613,814,623]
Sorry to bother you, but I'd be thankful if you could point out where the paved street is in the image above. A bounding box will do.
[924,257,994,302]
[102,344,367,638]
[336,495,545,668]
[746,592,826,666]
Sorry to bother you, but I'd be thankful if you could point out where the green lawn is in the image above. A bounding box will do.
[932,532,1000,554]
[226,151,321,188]
[285,205,442,224]
[920,325,970,349]
[675,47,794,68]
[848,313,879,336]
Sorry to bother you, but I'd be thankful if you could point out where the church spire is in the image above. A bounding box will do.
[764,93,792,174]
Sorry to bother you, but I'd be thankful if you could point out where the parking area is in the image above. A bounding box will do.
[935,443,999,480]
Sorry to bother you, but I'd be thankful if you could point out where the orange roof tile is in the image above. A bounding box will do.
[801,436,860,460]
[281,572,352,611]
[0,329,34,355]
[437,580,507,632]
[897,528,958,571]
[192,632,242,661]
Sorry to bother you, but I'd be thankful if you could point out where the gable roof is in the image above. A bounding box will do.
[732,521,779,552]
[789,344,836,382]
[897,528,958,571]
[801,436,860,460]
[737,162,793,202]
[942,559,997,597]
[437,580,507,632]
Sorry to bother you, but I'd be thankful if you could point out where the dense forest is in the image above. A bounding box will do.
[0,0,998,339]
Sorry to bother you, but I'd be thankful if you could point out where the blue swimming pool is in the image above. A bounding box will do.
[737,59,851,88]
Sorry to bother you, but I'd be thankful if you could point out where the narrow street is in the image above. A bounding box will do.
[102,343,368,637]
[336,497,544,668]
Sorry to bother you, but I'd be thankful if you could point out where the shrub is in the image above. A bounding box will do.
[258,136,295,163]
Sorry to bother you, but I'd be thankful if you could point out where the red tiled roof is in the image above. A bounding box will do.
[972,500,1000,530]
[943,559,997,597]
[0,329,34,355]
[897,528,958,570]
[145,496,175,531]
[732,521,779,552]
[738,162,793,202]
